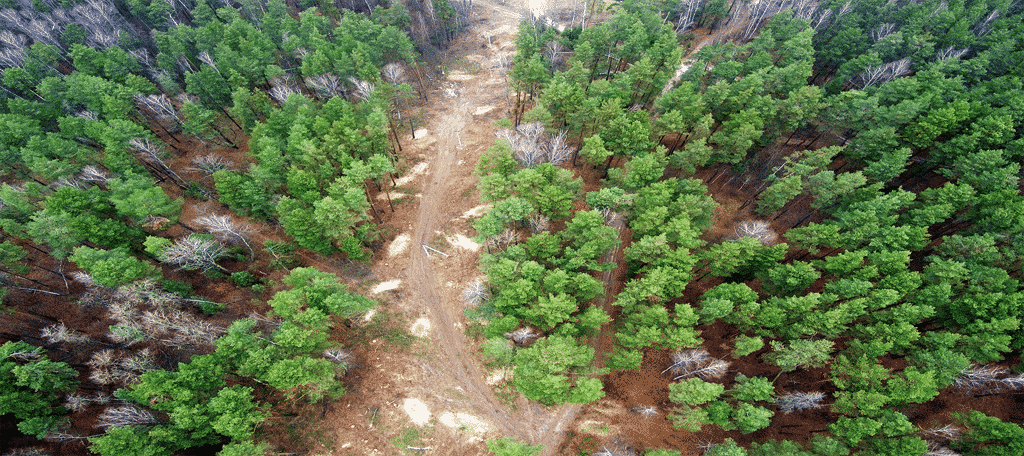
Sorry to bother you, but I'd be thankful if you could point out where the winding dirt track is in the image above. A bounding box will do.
[402,1,582,452]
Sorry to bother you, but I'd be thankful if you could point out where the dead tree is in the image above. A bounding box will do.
[157,235,230,273]
[128,138,188,188]
[197,214,254,259]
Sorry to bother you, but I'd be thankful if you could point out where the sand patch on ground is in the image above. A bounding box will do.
[395,162,429,187]
[410,318,431,337]
[439,411,490,438]
[403,398,431,426]
[448,72,476,81]
[461,204,492,219]
[474,105,495,115]
[486,368,513,385]
[447,234,480,251]
[371,280,401,294]
[389,233,411,257]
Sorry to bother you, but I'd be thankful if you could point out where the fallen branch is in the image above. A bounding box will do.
[421,244,449,258]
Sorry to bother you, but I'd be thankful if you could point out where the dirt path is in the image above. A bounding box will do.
[370,0,584,453]
[406,0,586,451]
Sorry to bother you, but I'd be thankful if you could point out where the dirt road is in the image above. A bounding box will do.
[398,0,583,453]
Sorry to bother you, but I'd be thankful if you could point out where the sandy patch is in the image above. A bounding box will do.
[474,105,495,115]
[371,279,401,294]
[447,234,480,251]
[439,411,490,437]
[410,318,431,337]
[363,309,376,322]
[395,162,429,187]
[389,233,411,257]
[461,204,492,219]
[403,398,431,426]
[485,78,504,85]
[486,367,513,385]
[448,72,476,81]
[377,191,422,201]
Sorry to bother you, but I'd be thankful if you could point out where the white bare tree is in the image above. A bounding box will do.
[663,348,731,380]
[525,214,550,233]
[306,73,342,98]
[135,94,182,125]
[496,122,575,167]
[269,83,298,103]
[735,220,778,245]
[78,166,110,186]
[97,406,161,429]
[937,46,970,60]
[774,391,826,413]
[547,130,573,165]
[348,76,375,101]
[674,0,705,33]
[856,58,912,88]
[461,280,491,308]
[128,138,187,187]
[64,392,92,412]
[870,23,897,41]
[382,62,406,84]
[196,51,219,74]
[630,405,658,418]
[40,322,92,344]
[953,364,1008,389]
[157,235,230,273]
[193,154,230,175]
[197,214,254,258]
[323,348,354,374]
[505,327,540,347]
[972,9,1000,36]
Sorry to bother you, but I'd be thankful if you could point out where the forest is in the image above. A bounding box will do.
[1,0,1024,454]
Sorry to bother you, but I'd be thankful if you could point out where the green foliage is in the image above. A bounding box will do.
[766,339,834,373]
[669,377,725,405]
[486,436,543,456]
[669,405,709,431]
[706,439,749,456]
[0,342,78,439]
[732,335,764,358]
[730,374,774,402]
[483,337,515,367]
[951,412,1024,456]
[513,336,603,405]
[606,347,644,371]
[70,246,158,287]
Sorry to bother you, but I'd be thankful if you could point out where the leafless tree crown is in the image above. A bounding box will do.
[856,58,912,88]
[496,122,576,167]
[735,220,778,245]
[97,406,161,429]
[197,214,254,256]
[158,235,229,273]
[504,327,539,347]
[663,348,730,380]
[40,322,93,344]
[461,280,491,308]
[193,154,230,174]
[774,391,826,413]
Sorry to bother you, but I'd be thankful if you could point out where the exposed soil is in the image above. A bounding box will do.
[318,0,586,454]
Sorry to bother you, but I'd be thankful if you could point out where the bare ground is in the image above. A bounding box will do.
[318,0,586,454]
